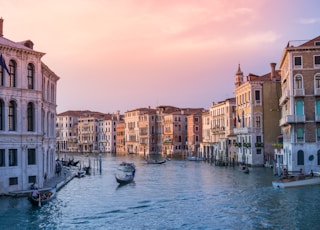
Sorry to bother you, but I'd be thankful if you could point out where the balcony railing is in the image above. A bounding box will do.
[294,88,305,97]
[255,142,264,148]
[234,127,251,134]
[279,115,305,126]
[315,88,320,96]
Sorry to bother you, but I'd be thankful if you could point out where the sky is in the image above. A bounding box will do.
[1,0,320,114]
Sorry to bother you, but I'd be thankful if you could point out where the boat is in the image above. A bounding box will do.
[75,170,86,178]
[118,162,136,172]
[28,186,57,207]
[187,156,203,161]
[145,158,166,164]
[83,166,91,175]
[239,165,249,174]
[272,172,320,188]
[115,173,135,185]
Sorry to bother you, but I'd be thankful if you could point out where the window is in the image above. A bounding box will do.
[8,101,16,131]
[28,149,36,165]
[0,62,3,86]
[0,100,3,130]
[295,76,303,89]
[256,136,262,143]
[256,149,262,154]
[27,102,34,131]
[297,128,304,141]
[0,149,5,167]
[297,150,304,165]
[316,75,320,88]
[9,177,18,186]
[27,63,34,89]
[28,176,36,184]
[317,100,320,115]
[317,127,320,141]
[294,56,302,68]
[255,90,260,103]
[315,55,320,67]
[296,101,304,115]
[255,116,261,128]
[8,60,16,87]
[9,149,17,166]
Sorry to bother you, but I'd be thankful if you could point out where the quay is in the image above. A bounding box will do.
[3,167,76,197]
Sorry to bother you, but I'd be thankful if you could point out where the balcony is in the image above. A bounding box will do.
[234,127,251,134]
[279,90,290,105]
[293,88,305,97]
[279,115,306,126]
[315,88,320,96]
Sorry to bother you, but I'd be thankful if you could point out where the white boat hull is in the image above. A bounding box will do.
[272,176,320,188]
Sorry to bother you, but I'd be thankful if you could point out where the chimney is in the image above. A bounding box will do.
[0,17,3,37]
[270,63,276,80]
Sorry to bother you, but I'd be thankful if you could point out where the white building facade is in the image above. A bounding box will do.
[0,19,59,193]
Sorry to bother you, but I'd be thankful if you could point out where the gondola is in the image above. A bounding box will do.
[118,162,136,172]
[28,186,57,207]
[115,173,134,185]
[239,165,249,174]
[145,158,166,164]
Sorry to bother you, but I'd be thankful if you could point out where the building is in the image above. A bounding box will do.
[77,112,105,153]
[56,110,83,154]
[124,108,151,155]
[187,111,203,156]
[98,112,121,153]
[138,108,157,156]
[199,98,236,162]
[0,19,59,193]
[162,108,203,158]
[234,63,281,166]
[116,120,125,154]
[278,35,320,173]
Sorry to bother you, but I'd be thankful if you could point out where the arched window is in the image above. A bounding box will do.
[27,102,34,131]
[8,100,16,131]
[0,99,4,130]
[0,62,4,86]
[295,75,303,89]
[27,63,34,89]
[9,60,17,87]
[297,150,304,165]
[315,75,320,89]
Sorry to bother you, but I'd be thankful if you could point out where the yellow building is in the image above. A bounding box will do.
[234,63,281,166]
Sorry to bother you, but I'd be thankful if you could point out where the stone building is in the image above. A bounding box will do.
[278,35,320,173]
[0,19,59,193]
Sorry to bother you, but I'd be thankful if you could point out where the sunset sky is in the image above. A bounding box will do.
[1,0,320,114]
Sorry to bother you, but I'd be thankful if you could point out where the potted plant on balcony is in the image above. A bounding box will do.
[255,142,264,148]
[272,143,283,151]
[243,142,251,148]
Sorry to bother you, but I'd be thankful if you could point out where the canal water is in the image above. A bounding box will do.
[1,154,320,230]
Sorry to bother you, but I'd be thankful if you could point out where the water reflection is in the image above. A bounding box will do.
[1,155,320,229]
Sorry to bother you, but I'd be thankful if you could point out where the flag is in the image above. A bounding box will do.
[0,53,10,75]
[237,115,241,123]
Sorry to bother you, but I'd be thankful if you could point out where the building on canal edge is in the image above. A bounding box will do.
[276,35,320,174]
[234,63,281,167]
[0,18,59,194]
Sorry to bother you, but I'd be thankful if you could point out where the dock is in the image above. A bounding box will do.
[5,167,76,197]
